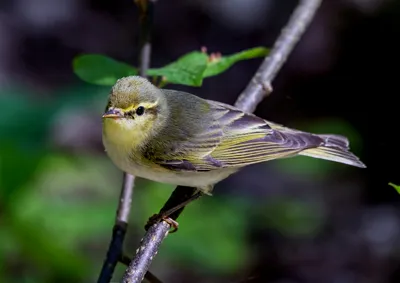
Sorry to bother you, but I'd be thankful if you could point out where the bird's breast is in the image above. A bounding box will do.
[102,119,148,172]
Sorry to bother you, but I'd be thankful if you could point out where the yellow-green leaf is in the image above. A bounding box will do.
[147,52,208,86]
[389,183,400,194]
[73,54,137,86]
[203,47,269,78]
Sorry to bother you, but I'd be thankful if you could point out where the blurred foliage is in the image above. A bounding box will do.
[0,85,114,282]
[261,197,324,237]
[132,182,252,273]
[73,47,269,87]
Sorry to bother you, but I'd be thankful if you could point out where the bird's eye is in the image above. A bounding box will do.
[136,106,145,116]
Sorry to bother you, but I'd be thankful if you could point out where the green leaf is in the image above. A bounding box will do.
[147,52,208,86]
[389,183,400,194]
[203,47,269,78]
[73,54,138,86]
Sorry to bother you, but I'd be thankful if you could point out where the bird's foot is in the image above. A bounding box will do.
[145,213,179,233]
[144,189,207,233]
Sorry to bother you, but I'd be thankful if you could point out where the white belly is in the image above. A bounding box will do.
[128,162,237,188]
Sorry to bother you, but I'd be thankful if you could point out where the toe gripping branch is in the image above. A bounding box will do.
[144,187,204,232]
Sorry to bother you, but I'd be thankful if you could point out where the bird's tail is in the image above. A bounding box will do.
[298,134,366,168]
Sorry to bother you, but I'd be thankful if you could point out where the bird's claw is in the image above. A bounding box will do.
[162,217,179,233]
[145,213,179,233]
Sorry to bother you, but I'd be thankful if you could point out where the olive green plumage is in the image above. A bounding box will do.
[102,76,365,193]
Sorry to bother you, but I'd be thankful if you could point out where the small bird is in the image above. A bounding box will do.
[102,76,365,197]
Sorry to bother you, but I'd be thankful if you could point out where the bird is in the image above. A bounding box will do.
[102,76,365,228]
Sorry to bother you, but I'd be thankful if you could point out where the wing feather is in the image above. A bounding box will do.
[153,99,321,171]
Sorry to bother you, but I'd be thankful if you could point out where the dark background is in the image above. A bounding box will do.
[0,0,399,282]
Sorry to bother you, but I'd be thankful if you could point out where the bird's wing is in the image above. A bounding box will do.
[154,101,320,171]
[153,121,224,172]
[206,101,316,167]
[148,95,224,171]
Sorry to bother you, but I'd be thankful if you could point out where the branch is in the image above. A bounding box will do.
[97,173,135,283]
[137,0,154,77]
[122,186,196,283]
[97,1,157,283]
[122,0,323,282]
[120,255,163,283]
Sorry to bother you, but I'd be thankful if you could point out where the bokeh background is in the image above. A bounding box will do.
[1,0,399,282]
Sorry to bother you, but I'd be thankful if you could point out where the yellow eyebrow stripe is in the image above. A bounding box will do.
[121,105,136,112]
[121,100,159,112]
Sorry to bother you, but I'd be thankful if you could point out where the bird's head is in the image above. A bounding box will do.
[102,76,168,134]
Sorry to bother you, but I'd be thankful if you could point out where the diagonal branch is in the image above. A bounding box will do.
[122,0,323,282]
[122,186,195,283]
[97,1,158,283]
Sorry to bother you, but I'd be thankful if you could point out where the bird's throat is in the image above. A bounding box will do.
[102,119,148,152]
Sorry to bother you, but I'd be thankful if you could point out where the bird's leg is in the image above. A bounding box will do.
[145,191,204,233]
[145,186,212,232]
[159,191,203,215]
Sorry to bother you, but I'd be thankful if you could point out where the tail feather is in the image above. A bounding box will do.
[318,134,349,148]
[298,134,366,168]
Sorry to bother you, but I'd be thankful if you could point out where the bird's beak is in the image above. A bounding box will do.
[102,108,123,119]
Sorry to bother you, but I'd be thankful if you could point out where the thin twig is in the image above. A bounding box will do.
[122,0,323,282]
[137,0,154,77]
[97,1,157,283]
[97,173,135,283]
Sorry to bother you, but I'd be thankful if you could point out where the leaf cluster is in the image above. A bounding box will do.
[73,47,269,87]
